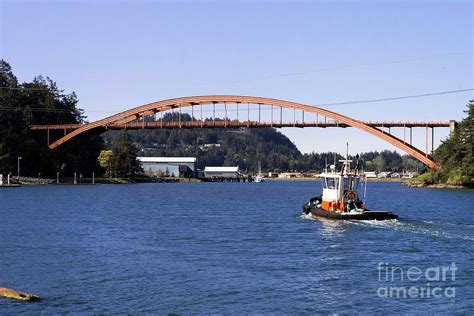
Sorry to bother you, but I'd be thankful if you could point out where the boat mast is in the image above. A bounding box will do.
[345,142,350,174]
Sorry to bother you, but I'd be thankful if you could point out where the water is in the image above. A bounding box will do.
[1,182,473,314]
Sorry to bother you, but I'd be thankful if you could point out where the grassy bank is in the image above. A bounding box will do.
[403,171,473,189]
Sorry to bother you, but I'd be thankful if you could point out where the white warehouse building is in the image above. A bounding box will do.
[137,157,197,178]
[204,166,240,179]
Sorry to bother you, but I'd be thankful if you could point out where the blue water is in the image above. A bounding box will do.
[1,182,473,314]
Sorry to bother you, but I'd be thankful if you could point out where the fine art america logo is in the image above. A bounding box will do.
[377,262,457,299]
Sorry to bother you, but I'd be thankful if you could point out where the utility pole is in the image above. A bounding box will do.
[17,157,22,180]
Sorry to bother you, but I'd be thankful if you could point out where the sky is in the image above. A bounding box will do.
[1,0,473,155]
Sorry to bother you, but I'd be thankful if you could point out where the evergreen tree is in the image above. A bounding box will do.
[433,101,473,184]
[108,131,142,178]
[0,59,104,177]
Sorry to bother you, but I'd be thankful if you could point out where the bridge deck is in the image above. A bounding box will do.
[31,120,451,130]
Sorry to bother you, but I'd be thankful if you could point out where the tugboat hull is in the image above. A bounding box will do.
[308,206,398,220]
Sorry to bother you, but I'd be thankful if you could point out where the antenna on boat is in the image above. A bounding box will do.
[364,175,367,202]
[346,142,349,162]
[355,154,360,175]
[340,142,351,174]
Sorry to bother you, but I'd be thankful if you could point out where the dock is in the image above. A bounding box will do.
[0,184,21,188]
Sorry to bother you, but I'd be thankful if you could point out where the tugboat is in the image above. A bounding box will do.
[303,145,398,220]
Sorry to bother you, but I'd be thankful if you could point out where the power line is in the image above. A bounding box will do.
[316,88,473,107]
[0,86,58,91]
[0,88,471,114]
[0,106,80,113]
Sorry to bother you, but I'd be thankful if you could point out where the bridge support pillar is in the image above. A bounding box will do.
[247,103,250,127]
[224,102,227,127]
[432,127,434,154]
[449,120,456,135]
[200,103,203,128]
[271,105,273,127]
[425,126,429,157]
[410,127,412,145]
[258,103,261,123]
[236,102,239,121]
[213,102,216,127]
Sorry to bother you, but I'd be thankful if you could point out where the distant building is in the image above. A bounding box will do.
[199,143,221,150]
[278,172,302,179]
[364,171,377,178]
[204,166,240,179]
[378,172,392,178]
[137,157,197,178]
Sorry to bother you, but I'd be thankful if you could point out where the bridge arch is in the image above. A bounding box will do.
[48,95,439,168]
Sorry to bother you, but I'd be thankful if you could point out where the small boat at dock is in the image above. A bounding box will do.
[254,161,265,183]
[254,174,264,183]
[302,145,398,221]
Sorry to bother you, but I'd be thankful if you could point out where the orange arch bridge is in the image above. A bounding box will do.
[33,95,455,168]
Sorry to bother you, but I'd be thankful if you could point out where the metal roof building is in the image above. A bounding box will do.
[138,157,197,178]
[204,166,240,179]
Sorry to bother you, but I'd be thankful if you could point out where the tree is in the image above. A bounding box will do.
[107,131,142,178]
[98,149,113,176]
[372,155,386,173]
[0,59,104,177]
[432,101,474,184]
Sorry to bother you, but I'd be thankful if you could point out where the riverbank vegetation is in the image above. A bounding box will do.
[413,101,473,187]
[99,131,142,178]
[0,60,103,177]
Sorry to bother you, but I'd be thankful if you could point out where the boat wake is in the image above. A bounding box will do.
[347,218,474,241]
[300,213,473,241]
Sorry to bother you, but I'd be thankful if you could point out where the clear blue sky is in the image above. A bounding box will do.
[1,0,472,154]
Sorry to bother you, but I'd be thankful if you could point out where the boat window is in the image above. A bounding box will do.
[327,178,338,189]
[343,178,350,190]
[352,178,359,190]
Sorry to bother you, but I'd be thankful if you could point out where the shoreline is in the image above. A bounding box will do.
[402,180,473,189]
[265,177,404,182]
[11,176,472,188]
